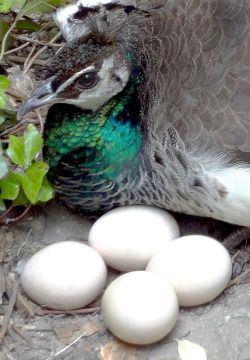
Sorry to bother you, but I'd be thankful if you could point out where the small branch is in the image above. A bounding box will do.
[0,279,17,345]
[24,32,61,73]
[16,292,35,317]
[0,204,32,225]
[35,306,100,316]
[11,325,32,345]
[35,109,44,134]
[0,18,19,63]
[5,55,48,66]
[4,42,30,55]
[0,204,15,222]
[23,43,37,70]
[13,35,64,47]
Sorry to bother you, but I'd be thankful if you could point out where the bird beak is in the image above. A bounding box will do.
[17,77,55,119]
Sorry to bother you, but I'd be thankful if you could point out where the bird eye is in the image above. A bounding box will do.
[76,71,99,89]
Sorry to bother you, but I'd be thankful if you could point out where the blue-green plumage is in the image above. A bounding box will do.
[44,77,143,212]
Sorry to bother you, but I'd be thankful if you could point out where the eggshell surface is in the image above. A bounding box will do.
[147,235,232,306]
[88,206,180,271]
[101,271,179,345]
[20,241,107,310]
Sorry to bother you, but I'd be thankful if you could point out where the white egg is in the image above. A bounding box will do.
[146,235,232,306]
[88,205,180,271]
[20,241,107,310]
[101,271,179,345]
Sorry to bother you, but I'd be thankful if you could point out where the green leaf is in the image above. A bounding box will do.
[0,94,7,109]
[21,161,49,203]
[7,135,25,166]
[20,0,69,14]
[48,0,69,5]
[0,75,10,92]
[0,0,14,12]
[36,176,54,202]
[23,124,43,165]
[19,0,52,15]
[0,108,18,132]
[0,171,20,200]
[0,116,5,125]
[0,198,6,211]
[13,187,29,206]
[0,157,8,179]
[11,0,26,8]
[0,16,9,42]
[0,143,8,179]
[16,19,41,32]
[6,125,42,167]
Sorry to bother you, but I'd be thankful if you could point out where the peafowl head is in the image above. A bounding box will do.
[17,1,151,118]
[18,39,132,117]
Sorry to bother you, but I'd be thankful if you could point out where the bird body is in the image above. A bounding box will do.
[18,0,250,226]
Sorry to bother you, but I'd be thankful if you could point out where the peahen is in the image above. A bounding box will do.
[18,0,250,227]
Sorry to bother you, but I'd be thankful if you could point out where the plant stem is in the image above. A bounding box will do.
[0,18,19,63]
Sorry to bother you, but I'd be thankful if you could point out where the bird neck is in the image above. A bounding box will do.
[44,75,142,183]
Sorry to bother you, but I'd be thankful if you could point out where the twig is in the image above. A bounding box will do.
[24,32,61,73]
[21,324,53,331]
[36,306,100,316]
[0,204,15,222]
[35,109,45,134]
[46,331,87,360]
[0,204,32,225]
[1,118,39,137]
[24,43,37,70]
[5,55,48,66]
[13,35,64,47]
[4,42,30,55]
[234,343,244,360]
[12,325,32,345]
[16,228,32,257]
[0,278,17,345]
[3,349,17,360]
[6,204,32,224]
[0,18,19,63]
[16,292,35,317]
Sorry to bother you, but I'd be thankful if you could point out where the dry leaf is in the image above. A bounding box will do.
[99,340,140,360]
[8,67,34,100]
[54,323,81,345]
[80,321,101,336]
[54,320,101,345]
[176,339,207,360]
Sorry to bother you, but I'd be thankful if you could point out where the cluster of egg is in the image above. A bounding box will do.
[20,206,232,345]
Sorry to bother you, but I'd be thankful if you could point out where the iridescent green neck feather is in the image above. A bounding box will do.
[44,76,142,212]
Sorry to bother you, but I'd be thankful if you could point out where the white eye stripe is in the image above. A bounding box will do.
[56,66,96,93]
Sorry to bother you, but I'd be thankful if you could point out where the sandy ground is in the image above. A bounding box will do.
[0,201,250,360]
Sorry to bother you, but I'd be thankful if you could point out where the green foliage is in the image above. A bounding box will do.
[0,143,8,180]
[0,0,69,58]
[0,0,69,13]
[0,0,63,214]
[0,0,14,12]
[7,124,43,166]
[0,75,10,111]
[0,124,54,209]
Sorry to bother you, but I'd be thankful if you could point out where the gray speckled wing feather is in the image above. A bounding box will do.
[54,1,250,160]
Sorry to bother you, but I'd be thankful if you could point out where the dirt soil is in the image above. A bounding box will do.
[0,201,250,360]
